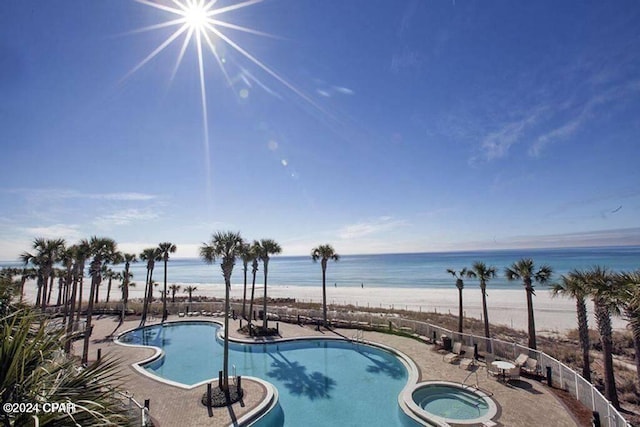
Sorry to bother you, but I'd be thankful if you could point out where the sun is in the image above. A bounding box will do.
[126,0,321,198]
[182,2,209,31]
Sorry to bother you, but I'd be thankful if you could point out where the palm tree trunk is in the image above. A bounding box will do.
[457,286,463,334]
[242,263,248,319]
[481,284,492,353]
[82,264,100,365]
[525,284,537,350]
[595,301,620,408]
[64,274,79,354]
[140,267,152,327]
[576,297,591,382]
[19,276,27,303]
[47,274,54,305]
[106,277,112,303]
[249,270,257,329]
[223,275,231,391]
[56,278,63,306]
[262,260,269,330]
[162,260,168,322]
[321,261,328,327]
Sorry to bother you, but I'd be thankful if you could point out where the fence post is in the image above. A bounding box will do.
[558,360,564,390]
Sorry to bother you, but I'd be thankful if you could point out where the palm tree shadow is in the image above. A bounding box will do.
[266,353,336,400]
[358,349,404,380]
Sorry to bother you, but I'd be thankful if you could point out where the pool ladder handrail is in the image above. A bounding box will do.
[351,329,364,343]
[462,369,494,398]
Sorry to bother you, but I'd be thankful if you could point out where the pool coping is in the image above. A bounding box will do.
[402,380,498,426]
[115,319,426,426]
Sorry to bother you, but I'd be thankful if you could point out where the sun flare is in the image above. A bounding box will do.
[182,2,209,31]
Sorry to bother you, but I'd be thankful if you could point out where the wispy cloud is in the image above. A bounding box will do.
[338,216,408,239]
[3,188,158,201]
[529,80,640,157]
[22,224,83,240]
[93,209,160,228]
[476,108,544,162]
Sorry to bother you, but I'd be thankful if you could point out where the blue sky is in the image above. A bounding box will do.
[1,0,639,259]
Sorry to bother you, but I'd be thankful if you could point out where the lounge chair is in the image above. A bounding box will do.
[178,312,185,317]
[507,366,520,381]
[444,342,463,363]
[459,346,477,370]
[514,353,529,367]
[521,358,540,376]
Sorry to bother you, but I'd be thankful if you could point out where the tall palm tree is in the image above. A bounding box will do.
[311,244,340,327]
[139,247,161,327]
[169,284,181,303]
[158,242,177,322]
[200,231,244,392]
[551,270,591,382]
[447,268,468,334]
[21,238,66,310]
[587,266,621,408]
[120,253,137,320]
[73,239,91,319]
[184,285,198,312]
[64,240,90,354]
[504,258,553,350]
[17,267,37,304]
[466,261,496,350]
[37,238,66,311]
[82,236,117,365]
[257,239,281,330]
[617,270,640,386]
[239,242,252,319]
[247,241,260,328]
[551,270,592,382]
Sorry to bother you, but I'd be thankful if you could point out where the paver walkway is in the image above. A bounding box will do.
[77,314,580,427]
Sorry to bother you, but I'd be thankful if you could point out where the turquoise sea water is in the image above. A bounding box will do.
[3,245,638,290]
[119,322,416,427]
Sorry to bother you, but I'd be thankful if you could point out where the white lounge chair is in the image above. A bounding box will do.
[444,342,463,363]
[459,346,476,370]
[514,353,529,367]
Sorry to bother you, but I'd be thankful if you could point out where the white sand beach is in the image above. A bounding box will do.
[21,280,628,334]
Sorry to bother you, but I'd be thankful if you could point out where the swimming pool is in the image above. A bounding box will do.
[404,381,497,426]
[118,321,423,426]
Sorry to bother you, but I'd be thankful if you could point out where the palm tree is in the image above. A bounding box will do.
[617,270,640,386]
[17,267,37,304]
[587,266,621,408]
[466,261,496,350]
[169,284,181,303]
[139,247,161,327]
[120,253,137,320]
[2,309,134,426]
[247,241,260,328]
[447,268,468,334]
[504,258,553,350]
[257,239,282,330]
[239,242,252,319]
[551,270,592,382]
[311,244,340,327]
[82,237,117,365]
[184,285,198,312]
[158,242,177,322]
[21,238,66,310]
[200,231,244,392]
[64,240,90,354]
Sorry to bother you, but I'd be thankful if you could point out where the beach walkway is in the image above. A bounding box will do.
[76,315,580,426]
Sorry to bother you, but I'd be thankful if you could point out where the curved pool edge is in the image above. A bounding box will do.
[115,319,427,425]
[402,380,498,426]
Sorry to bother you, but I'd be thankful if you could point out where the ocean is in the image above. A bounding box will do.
[4,245,638,290]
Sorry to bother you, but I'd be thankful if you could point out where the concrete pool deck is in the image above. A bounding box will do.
[76,314,580,427]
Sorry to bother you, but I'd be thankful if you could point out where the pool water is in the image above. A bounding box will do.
[413,384,489,420]
[119,322,420,426]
